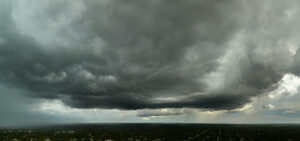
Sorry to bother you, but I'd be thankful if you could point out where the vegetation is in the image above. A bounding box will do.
[0,124,299,141]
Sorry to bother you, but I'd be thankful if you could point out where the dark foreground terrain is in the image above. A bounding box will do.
[0,124,299,141]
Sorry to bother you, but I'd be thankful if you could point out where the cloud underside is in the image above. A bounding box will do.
[1,0,300,110]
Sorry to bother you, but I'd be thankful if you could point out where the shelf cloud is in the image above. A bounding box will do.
[1,0,300,112]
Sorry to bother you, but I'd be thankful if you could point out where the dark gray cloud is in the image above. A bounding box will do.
[0,0,298,111]
[290,48,300,75]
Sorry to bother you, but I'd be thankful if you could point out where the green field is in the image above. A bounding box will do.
[0,124,299,141]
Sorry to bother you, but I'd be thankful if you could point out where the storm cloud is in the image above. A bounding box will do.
[1,0,300,111]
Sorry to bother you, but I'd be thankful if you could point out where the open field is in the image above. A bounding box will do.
[0,124,299,141]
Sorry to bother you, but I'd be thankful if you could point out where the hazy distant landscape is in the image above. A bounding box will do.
[1,124,299,141]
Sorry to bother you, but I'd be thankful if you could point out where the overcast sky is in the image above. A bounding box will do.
[2,0,300,126]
